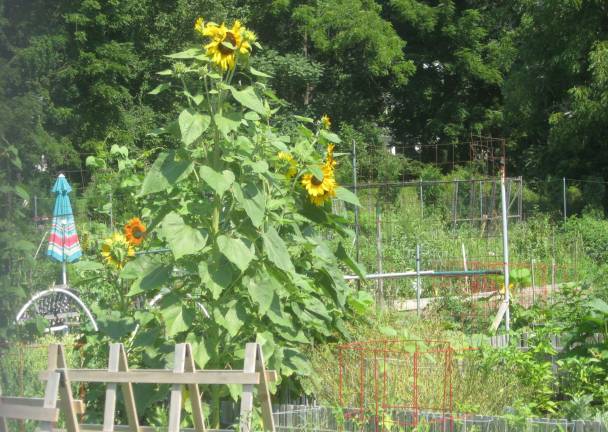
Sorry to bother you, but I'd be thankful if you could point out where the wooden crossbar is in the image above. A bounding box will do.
[39,370,277,384]
[0,404,59,422]
[0,397,85,414]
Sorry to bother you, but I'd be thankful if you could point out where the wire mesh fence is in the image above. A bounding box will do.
[271,405,608,432]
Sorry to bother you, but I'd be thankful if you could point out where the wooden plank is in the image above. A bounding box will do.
[0,397,84,414]
[103,344,120,431]
[168,344,186,432]
[118,344,141,432]
[255,344,275,432]
[239,343,257,432]
[55,346,80,432]
[184,344,206,432]
[39,370,269,385]
[39,371,61,432]
[0,404,59,422]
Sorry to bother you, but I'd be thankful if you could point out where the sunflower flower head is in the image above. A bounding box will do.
[278,151,298,178]
[196,19,253,71]
[301,163,337,206]
[124,217,147,246]
[101,233,135,270]
[321,114,331,130]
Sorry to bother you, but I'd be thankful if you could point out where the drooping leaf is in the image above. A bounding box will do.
[159,212,207,259]
[199,166,235,196]
[140,151,193,196]
[263,227,294,273]
[320,129,341,143]
[335,186,361,206]
[336,242,366,279]
[165,48,204,59]
[230,86,267,115]
[148,83,171,95]
[217,235,254,272]
[233,182,266,227]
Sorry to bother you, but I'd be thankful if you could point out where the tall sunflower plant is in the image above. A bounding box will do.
[90,17,371,426]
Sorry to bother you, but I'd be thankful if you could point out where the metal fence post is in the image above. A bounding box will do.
[563,177,567,223]
[376,201,383,307]
[416,244,421,316]
[353,140,360,265]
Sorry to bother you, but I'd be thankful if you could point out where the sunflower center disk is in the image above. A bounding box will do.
[219,32,237,55]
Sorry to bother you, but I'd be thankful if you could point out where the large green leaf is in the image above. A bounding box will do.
[223,303,246,336]
[262,227,294,273]
[128,263,173,296]
[247,274,279,314]
[217,235,254,272]
[199,165,235,196]
[230,86,266,115]
[140,151,193,196]
[179,109,210,145]
[186,333,210,368]
[213,112,242,137]
[233,182,265,227]
[336,242,365,279]
[199,260,234,300]
[335,186,361,206]
[159,212,207,259]
[282,348,312,376]
[161,303,193,337]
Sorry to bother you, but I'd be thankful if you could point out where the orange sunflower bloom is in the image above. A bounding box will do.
[124,217,147,246]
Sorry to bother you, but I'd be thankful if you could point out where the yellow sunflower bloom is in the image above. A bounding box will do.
[325,143,336,169]
[321,114,331,130]
[198,20,252,71]
[309,188,336,206]
[278,151,298,178]
[124,217,147,246]
[194,17,205,35]
[101,233,135,270]
[302,164,337,199]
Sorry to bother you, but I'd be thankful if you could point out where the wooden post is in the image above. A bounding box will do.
[39,372,61,432]
[118,346,140,432]
[168,344,187,432]
[184,344,207,432]
[255,344,275,432]
[240,343,257,432]
[49,345,80,432]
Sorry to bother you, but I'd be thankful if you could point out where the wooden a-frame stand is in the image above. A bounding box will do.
[27,342,276,432]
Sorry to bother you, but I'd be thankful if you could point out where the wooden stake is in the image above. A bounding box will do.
[239,343,257,432]
[183,344,206,432]
[168,344,187,432]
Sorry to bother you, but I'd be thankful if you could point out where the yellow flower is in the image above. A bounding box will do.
[325,143,336,169]
[194,17,205,35]
[278,151,298,178]
[302,163,337,206]
[309,188,336,206]
[321,114,331,130]
[101,233,135,270]
[124,217,147,246]
[198,20,252,71]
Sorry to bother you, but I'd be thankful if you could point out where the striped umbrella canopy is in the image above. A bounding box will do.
[47,174,82,263]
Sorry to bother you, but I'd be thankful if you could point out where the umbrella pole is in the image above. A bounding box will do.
[62,260,67,286]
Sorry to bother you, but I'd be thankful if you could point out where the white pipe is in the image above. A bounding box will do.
[15,287,99,332]
[500,175,510,333]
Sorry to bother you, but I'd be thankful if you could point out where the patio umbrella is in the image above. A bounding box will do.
[47,173,82,285]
